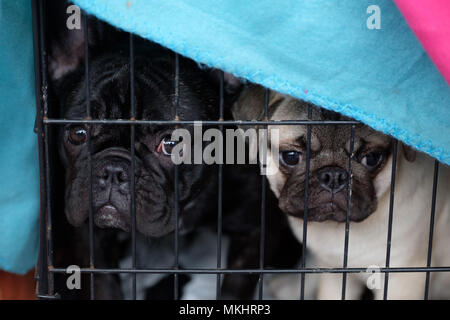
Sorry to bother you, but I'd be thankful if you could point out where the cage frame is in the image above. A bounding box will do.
[31,0,445,301]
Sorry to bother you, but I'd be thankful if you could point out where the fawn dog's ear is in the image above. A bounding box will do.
[401,142,417,162]
[232,85,265,122]
[231,85,285,164]
[232,84,283,122]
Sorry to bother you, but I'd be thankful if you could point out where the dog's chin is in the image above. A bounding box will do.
[94,205,130,232]
[285,202,371,223]
[308,203,348,222]
[66,203,177,237]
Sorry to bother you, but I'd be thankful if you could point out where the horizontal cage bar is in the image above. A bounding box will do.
[43,119,361,125]
[48,266,450,274]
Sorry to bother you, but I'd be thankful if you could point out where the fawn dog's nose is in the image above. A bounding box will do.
[317,166,348,193]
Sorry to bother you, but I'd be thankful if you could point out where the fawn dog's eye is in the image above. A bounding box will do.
[280,151,302,166]
[360,152,383,170]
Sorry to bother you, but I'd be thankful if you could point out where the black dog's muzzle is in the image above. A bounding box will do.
[91,147,141,231]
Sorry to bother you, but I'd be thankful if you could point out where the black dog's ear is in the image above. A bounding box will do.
[401,142,417,162]
[46,0,116,80]
[222,71,244,96]
[46,0,85,80]
[208,68,244,101]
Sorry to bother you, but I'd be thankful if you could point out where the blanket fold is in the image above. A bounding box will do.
[73,0,450,164]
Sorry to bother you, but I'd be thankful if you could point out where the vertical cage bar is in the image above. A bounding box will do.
[82,12,95,300]
[258,88,270,300]
[300,105,312,300]
[383,139,398,300]
[43,107,54,296]
[341,125,355,299]
[216,71,224,299]
[129,33,137,300]
[424,160,439,299]
[173,52,180,300]
[32,0,49,298]
[37,0,55,296]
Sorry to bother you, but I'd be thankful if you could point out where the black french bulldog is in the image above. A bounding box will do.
[46,1,300,299]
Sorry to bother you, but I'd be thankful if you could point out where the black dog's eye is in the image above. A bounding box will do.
[68,125,88,145]
[280,151,302,166]
[157,136,177,156]
[361,152,383,170]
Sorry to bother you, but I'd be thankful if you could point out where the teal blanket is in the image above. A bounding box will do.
[0,1,39,274]
[74,0,450,164]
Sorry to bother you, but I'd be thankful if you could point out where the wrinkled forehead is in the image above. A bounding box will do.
[268,96,390,151]
[64,77,173,120]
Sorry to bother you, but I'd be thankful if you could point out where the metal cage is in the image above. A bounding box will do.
[32,0,446,300]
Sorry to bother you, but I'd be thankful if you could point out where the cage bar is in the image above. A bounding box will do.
[257,88,270,299]
[30,0,449,301]
[44,119,361,126]
[173,52,180,300]
[341,125,355,299]
[129,33,137,300]
[383,140,399,300]
[81,11,96,300]
[300,105,313,300]
[216,71,225,299]
[47,266,450,274]
[424,160,440,299]
[32,0,49,299]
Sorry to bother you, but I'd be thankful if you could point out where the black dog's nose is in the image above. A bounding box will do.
[99,163,129,189]
[317,166,348,193]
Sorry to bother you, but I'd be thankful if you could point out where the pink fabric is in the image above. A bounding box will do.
[394,0,450,84]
